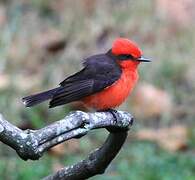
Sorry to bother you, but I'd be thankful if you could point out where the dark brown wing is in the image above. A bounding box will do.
[49,53,121,108]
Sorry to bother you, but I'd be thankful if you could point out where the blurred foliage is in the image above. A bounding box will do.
[0,0,195,179]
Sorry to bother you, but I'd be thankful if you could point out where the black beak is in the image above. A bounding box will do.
[137,56,151,62]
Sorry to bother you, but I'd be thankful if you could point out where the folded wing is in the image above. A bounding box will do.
[49,54,121,108]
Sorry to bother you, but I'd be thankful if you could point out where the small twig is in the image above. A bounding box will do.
[0,110,133,179]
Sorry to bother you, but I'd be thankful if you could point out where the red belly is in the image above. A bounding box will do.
[82,69,138,110]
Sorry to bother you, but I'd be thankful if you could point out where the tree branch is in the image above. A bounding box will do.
[0,110,133,179]
[44,131,128,180]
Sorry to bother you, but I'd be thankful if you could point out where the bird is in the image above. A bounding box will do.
[22,38,150,117]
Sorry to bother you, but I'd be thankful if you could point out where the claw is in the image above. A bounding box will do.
[107,108,120,124]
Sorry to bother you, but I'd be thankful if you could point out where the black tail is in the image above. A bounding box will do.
[22,87,63,107]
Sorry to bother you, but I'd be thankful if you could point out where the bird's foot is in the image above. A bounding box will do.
[99,108,129,133]
[106,108,120,124]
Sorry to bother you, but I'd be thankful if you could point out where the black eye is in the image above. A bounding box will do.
[117,54,134,60]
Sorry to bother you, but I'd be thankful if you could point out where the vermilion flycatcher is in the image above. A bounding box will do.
[22,38,150,114]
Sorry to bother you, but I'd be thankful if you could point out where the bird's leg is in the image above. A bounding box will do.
[106,108,119,124]
[97,108,119,124]
[98,108,129,133]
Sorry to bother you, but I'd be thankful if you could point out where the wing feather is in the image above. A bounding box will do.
[49,54,121,108]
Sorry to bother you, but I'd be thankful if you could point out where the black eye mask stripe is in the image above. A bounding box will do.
[116,54,135,60]
[106,49,136,61]
[106,49,151,62]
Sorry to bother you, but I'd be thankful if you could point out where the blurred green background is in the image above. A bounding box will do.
[0,0,195,179]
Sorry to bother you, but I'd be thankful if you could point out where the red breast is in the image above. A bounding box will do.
[82,67,138,110]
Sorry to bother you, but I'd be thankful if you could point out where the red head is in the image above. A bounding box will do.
[111,38,150,69]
